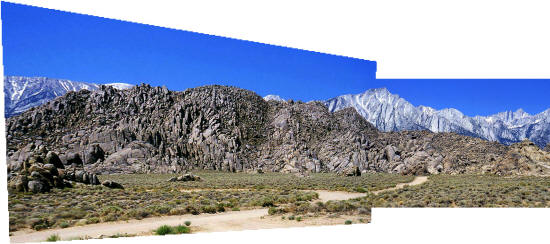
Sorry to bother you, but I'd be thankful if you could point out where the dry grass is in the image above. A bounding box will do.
[99,171,415,192]
[5,171,415,232]
[278,175,550,216]
[375,175,550,208]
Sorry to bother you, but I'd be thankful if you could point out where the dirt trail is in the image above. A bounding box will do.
[372,176,428,195]
[10,176,429,243]
[314,190,366,202]
[11,209,269,243]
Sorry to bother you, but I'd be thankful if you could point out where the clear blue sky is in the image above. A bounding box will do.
[2,2,549,116]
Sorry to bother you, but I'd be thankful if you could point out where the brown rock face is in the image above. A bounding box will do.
[5,84,550,176]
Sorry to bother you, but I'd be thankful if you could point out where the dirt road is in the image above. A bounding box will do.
[10,176,428,243]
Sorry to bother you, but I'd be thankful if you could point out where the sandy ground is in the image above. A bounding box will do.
[313,190,366,202]
[10,176,428,243]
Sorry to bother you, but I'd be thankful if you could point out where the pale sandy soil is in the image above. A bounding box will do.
[313,190,366,202]
[10,176,428,243]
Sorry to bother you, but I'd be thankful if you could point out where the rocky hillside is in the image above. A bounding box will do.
[6,84,550,176]
[4,76,133,117]
[325,88,550,148]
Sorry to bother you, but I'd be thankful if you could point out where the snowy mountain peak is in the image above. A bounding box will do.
[263,94,286,102]
[4,76,133,117]
[105,83,134,90]
[325,88,550,147]
[365,87,389,94]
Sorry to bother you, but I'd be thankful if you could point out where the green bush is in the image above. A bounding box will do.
[216,203,226,212]
[355,187,367,193]
[261,197,275,207]
[201,205,217,214]
[296,216,302,222]
[85,217,100,224]
[59,222,70,228]
[46,234,60,242]
[154,224,190,235]
[268,207,278,215]
[175,225,190,234]
[155,225,174,235]
[344,220,352,225]
[184,221,191,226]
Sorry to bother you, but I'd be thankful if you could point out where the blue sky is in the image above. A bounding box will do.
[2,2,549,116]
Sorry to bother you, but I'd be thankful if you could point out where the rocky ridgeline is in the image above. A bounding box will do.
[369,131,550,175]
[6,84,550,178]
[491,140,550,176]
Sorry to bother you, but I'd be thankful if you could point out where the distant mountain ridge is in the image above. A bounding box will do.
[4,76,133,117]
[325,88,550,148]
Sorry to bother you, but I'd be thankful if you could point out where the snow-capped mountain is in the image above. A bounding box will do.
[325,88,550,147]
[104,83,135,90]
[4,76,133,117]
[263,94,286,102]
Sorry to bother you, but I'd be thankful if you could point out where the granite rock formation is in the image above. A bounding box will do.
[6,84,550,177]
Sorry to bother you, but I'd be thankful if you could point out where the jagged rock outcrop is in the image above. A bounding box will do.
[6,84,550,177]
[6,144,102,193]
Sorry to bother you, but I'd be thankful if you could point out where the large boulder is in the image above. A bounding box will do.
[28,164,52,180]
[102,180,124,189]
[66,153,83,165]
[85,144,105,164]
[343,166,361,177]
[168,173,201,182]
[43,164,59,177]
[384,145,397,162]
[28,180,49,193]
[8,175,28,192]
[426,155,444,174]
[91,174,100,185]
[45,151,64,169]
